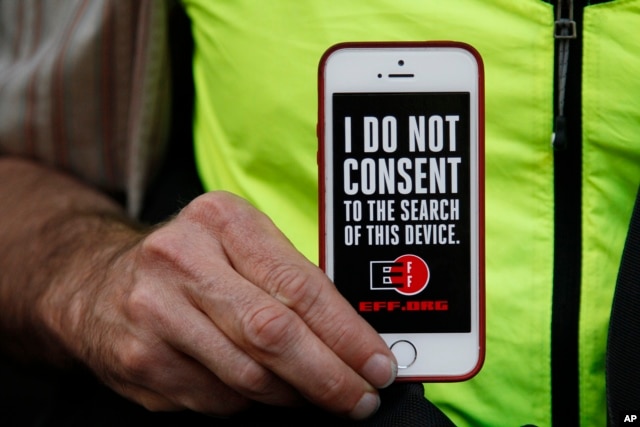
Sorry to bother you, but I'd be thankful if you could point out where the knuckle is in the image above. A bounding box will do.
[124,281,164,324]
[136,226,200,284]
[139,228,185,267]
[261,262,322,310]
[182,191,256,235]
[115,338,157,384]
[242,303,298,356]
[322,319,353,350]
[233,362,276,398]
[314,370,351,406]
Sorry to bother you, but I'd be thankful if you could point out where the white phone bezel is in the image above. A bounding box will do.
[319,42,484,381]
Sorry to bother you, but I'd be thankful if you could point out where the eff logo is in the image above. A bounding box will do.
[370,254,430,296]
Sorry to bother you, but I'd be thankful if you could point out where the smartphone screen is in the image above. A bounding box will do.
[319,42,484,380]
[332,92,471,334]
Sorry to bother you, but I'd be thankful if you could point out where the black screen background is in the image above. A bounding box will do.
[331,92,472,333]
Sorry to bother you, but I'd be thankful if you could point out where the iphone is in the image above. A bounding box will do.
[318,42,485,381]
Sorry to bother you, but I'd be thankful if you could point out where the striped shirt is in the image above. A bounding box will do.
[0,0,172,217]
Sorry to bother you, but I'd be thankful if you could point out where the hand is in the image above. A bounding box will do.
[43,191,397,419]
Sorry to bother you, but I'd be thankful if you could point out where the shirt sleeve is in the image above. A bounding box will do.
[0,0,173,217]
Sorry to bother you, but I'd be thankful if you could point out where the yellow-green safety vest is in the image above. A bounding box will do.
[181,1,640,425]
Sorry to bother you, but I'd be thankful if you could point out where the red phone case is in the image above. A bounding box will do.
[318,41,485,382]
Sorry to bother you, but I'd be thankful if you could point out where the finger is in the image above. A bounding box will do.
[155,239,383,419]
[126,248,303,408]
[194,264,382,419]
[164,297,304,408]
[108,360,251,417]
[101,323,253,416]
[171,192,392,418]
[183,192,397,388]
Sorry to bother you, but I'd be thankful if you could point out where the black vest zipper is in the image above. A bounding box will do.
[549,1,612,426]
[550,2,583,425]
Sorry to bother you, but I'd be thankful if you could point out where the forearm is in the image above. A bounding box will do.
[0,156,142,365]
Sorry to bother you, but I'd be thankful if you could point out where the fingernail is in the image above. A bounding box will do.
[349,392,380,420]
[362,353,397,389]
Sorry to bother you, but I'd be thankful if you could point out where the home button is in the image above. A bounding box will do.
[390,340,417,369]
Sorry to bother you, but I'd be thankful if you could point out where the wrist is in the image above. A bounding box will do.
[33,211,144,367]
